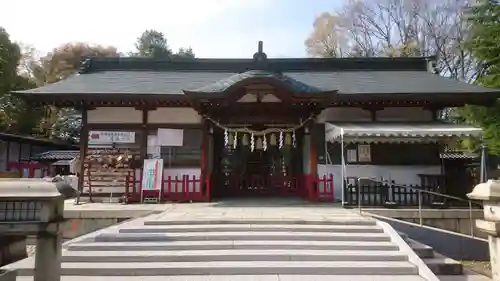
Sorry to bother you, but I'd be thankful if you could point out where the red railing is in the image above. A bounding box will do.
[306,174,335,201]
[124,169,332,204]
[6,162,51,178]
[125,170,211,203]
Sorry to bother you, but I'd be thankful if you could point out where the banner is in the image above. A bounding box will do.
[141,159,164,191]
[89,131,135,144]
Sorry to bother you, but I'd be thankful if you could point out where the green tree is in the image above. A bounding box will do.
[459,0,500,153]
[133,29,195,59]
[134,29,172,58]
[0,27,40,134]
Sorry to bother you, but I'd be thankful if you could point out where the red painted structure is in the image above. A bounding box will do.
[6,162,51,178]
[124,170,333,203]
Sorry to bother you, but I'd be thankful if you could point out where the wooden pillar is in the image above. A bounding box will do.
[76,108,88,204]
[140,109,148,160]
[309,123,318,177]
[201,120,210,200]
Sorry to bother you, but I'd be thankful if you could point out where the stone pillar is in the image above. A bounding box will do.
[467,180,500,281]
[34,231,62,281]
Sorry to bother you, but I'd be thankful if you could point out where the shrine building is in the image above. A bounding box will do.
[14,42,500,206]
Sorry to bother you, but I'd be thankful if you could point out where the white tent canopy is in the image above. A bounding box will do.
[325,122,483,143]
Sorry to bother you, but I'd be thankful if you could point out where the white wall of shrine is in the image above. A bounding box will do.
[87,107,142,124]
[148,108,201,124]
[317,107,434,122]
[87,107,202,124]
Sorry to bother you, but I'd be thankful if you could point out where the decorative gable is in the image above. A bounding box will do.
[237,90,282,103]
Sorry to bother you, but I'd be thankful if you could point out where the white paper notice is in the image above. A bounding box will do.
[157,129,184,146]
[147,135,161,157]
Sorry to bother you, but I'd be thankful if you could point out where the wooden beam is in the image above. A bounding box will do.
[140,109,148,160]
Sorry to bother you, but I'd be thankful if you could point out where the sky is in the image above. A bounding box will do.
[1,0,344,58]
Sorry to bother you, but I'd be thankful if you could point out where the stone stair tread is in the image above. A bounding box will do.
[61,249,408,262]
[13,261,419,276]
[143,219,376,226]
[94,232,391,242]
[119,224,383,233]
[15,275,427,281]
[66,240,400,251]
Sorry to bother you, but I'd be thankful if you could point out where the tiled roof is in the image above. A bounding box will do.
[30,150,79,161]
[15,70,498,96]
[14,56,500,96]
[0,132,77,147]
[187,70,329,94]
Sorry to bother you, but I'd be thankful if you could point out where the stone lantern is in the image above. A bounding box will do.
[0,178,68,281]
[467,179,500,281]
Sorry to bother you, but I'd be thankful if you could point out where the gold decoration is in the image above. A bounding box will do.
[285,133,292,146]
[270,134,277,146]
[256,137,263,150]
[242,134,249,146]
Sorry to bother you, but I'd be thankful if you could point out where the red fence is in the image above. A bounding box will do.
[125,169,333,204]
[6,162,51,178]
[125,171,211,203]
[306,174,335,202]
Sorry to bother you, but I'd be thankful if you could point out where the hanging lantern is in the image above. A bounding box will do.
[233,132,238,149]
[224,129,229,146]
[228,132,234,146]
[285,133,292,146]
[256,137,263,150]
[242,134,249,146]
[250,133,255,152]
[270,134,277,146]
[279,132,284,149]
[263,134,268,151]
[292,131,296,148]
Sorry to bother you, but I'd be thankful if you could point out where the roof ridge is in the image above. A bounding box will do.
[78,56,435,74]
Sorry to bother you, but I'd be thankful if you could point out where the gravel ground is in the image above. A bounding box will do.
[462,261,492,278]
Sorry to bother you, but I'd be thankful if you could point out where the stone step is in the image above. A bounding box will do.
[61,249,408,263]
[423,253,463,275]
[14,261,419,276]
[142,219,377,226]
[94,232,391,242]
[67,240,400,252]
[401,236,463,276]
[407,240,434,259]
[15,275,427,281]
[119,224,384,234]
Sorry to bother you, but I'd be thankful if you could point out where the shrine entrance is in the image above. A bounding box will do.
[212,127,303,198]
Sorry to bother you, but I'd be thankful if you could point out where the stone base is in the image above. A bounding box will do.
[0,270,17,281]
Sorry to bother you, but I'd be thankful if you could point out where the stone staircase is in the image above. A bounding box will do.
[4,216,439,280]
[402,234,463,276]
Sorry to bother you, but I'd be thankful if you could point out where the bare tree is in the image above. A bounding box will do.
[306,0,480,81]
[305,13,349,57]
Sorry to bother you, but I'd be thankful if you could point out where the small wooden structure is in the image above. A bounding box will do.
[0,133,76,178]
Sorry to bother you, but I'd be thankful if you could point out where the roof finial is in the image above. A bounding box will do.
[253,41,267,62]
